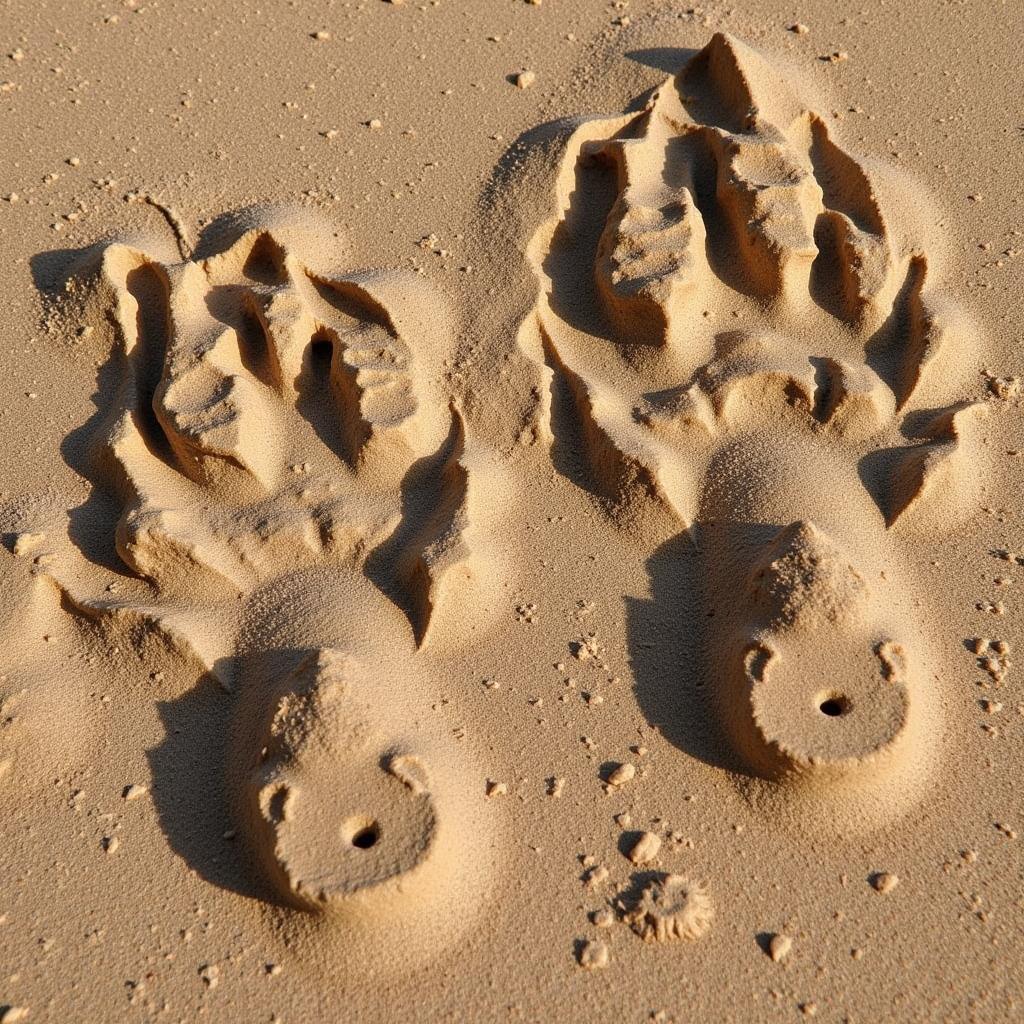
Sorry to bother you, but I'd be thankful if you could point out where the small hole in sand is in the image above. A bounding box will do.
[351,825,379,849]
[309,335,334,375]
[818,696,848,717]
[342,817,380,850]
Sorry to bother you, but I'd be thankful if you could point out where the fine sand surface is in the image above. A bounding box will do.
[1,2,1022,1021]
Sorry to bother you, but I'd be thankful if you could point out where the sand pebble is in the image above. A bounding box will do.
[789,22,810,34]
[199,964,219,989]
[584,864,609,889]
[485,780,508,798]
[514,70,536,89]
[102,836,120,854]
[592,907,614,928]
[547,777,565,797]
[627,831,661,865]
[311,30,331,41]
[871,872,899,894]
[122,784,147,801]
[0,1008,30,1024]
[607,762,635,787]
[768,933,793,962]
[578,939,609,970]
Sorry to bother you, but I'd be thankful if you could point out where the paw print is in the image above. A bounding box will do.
[522,34,990,803]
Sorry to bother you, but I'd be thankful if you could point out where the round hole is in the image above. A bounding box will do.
[350,819,378,851]
[818,696,848,717]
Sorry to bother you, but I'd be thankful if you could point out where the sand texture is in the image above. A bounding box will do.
[1,3,1022,1022]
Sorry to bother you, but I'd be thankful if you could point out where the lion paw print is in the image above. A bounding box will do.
[31,206,498,962]
[522,34,991,813]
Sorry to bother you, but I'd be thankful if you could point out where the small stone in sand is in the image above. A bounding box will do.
[789,23,809,34]
[592,907,614,928]
[514,70,536,89]
[578,939,609,970]
[607,762,635,787]
[0,1008,30,1024]
[628,831,661,865]
[485,780,508,798]
[871,872,899,894]
[122,784,147,801]
[769,933,793,962]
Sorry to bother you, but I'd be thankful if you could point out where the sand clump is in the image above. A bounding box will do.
[768,933,793,962]
[578,940,610,970]
[626,831,662,865]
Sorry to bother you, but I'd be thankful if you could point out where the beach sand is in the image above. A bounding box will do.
[1,2,1022,1021]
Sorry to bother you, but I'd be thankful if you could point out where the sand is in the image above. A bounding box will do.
[1,2,1022,1021]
